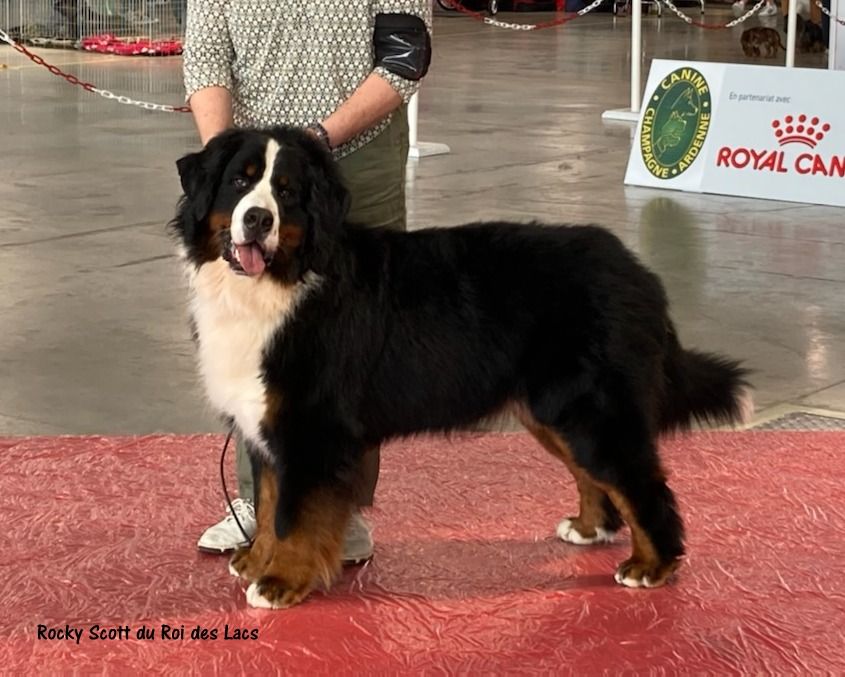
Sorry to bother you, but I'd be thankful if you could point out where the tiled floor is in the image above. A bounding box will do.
[1,8,842,435]
[750,410,845,428]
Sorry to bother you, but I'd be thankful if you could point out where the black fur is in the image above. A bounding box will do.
[172,127,750,578]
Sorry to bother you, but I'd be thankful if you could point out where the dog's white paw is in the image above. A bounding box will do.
[228,560,241,578]
[613,557,679,588]
[246,582,276,609]
[614,568,658,588]
[556,518,616,545]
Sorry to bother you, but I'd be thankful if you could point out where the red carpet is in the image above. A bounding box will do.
[1,431,844,672]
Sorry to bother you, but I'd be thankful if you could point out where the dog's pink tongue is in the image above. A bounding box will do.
[236,244,266,276]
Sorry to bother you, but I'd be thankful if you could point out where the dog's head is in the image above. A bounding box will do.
[171,127,350,283]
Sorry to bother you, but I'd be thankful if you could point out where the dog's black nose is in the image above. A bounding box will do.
[242,207,274,238]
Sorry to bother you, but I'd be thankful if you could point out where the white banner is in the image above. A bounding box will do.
[625,59,845,207]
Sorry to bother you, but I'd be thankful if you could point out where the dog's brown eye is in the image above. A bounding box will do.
[279,189,291,200]
[233,177,249,190]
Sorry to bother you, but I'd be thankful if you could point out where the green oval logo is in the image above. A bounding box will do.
[640,67,712,180]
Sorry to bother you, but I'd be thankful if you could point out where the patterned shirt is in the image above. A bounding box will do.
[183,0,431,158]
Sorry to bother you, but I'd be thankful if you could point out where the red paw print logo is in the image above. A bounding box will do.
[772,115,830,148]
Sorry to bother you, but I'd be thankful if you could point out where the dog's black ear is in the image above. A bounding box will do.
[303,139,351,271]
[176,151,203,198]
[176,130,242,221]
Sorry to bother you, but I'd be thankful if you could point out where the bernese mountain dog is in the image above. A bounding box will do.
[170,126,751,610]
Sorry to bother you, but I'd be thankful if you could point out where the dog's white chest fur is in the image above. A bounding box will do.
[186,259,307,452]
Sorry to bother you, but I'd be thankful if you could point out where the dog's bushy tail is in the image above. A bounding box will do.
[659,331,752,434]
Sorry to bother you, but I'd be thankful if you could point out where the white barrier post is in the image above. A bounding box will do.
[785,0,798,66]
[409,90,419,150]
[831,0,843,69]
[631,0,643,113]
[602,0,643,122]
[408,91,451,159]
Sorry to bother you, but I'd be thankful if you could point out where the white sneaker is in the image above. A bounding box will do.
[197,498,256,553]
[197,499,374,562]
[732,0,746,16]
[759,3,778,15]
[342,511,374,564]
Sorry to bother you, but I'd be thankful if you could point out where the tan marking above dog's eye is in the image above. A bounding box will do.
[278,176,289,188]
[245,164,257,177]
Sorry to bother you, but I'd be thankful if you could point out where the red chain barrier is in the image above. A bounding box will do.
[7,38,97,92]
[0,28,192,113]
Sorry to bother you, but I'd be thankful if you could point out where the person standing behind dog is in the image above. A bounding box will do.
[182,0,432,560]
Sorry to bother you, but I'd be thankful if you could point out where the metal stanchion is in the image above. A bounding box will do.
[407,91,450,159]
[602,0,643,122]
[786,0,798,66]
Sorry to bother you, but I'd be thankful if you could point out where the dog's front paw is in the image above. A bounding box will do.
[556,517,616,545]
[614,557,681,588]
[246,576,313,609]
[229,545,268,582]
[228,547,250,579]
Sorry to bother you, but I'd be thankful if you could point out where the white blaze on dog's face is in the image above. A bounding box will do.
[229,139,281,277]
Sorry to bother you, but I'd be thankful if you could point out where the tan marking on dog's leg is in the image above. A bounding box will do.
[515,409,616,545]
[246,487,352,609]
[557,477,617,544]
[229,464,277,582]
[516,408,681,588]
[601,486,681,588]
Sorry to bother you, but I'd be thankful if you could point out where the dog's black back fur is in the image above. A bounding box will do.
[264,220,747,531]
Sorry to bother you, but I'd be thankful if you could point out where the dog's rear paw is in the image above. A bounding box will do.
[556,518,616,545]
[614,557,681,588]
[246,577,311,610]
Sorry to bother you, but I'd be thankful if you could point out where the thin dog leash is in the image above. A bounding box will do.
[219,426,255,547]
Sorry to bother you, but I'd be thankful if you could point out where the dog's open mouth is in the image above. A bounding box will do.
[223,237,273,277]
